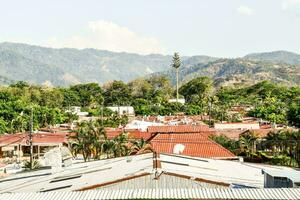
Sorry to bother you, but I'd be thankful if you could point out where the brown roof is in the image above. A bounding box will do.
[0,133,68,147]
[150,132,235,158]
[105,129,152,140]
[215,130,247,140]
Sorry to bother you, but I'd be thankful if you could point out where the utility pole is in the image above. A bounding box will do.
[29,107,33,170]
[101,102,104,126]
[176,68,179,102]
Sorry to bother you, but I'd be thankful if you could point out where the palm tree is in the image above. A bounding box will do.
[113,133,129,157]
[131,138,147,154]
[70,121,93,162]
[90,122,107,159]
[102,140,115,158]
[172,52,181,102]
[239,131,258,157]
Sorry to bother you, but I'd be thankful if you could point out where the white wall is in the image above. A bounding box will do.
[214,122,260,130]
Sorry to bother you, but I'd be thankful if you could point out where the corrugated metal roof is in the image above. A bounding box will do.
[0,153,298,193]
[0,188,299,200]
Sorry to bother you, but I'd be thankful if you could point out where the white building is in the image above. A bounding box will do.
[0,152,298,194]
[107,106,135,116]
[168,98,186,104]
[66,106,89,117]
[125,120,163,131]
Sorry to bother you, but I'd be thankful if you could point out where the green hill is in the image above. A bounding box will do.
[157,58,300,87]
[244,50,300,65]
[0,42,299,87]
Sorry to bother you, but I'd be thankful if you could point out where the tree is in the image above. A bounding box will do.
[287,100,300,127]
[70,83,103,107]
[171,52,181,102]
[103,81,132,106]
[112,133,130,157]
[179,77,213,105]
[131,138,147,154]
[239,132,258,157]
[249,94,287,124]
[0,117,8,134]
[102,140,115,158]
[70,122,91,161]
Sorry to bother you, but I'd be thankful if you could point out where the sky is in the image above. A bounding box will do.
[0,0,300,57]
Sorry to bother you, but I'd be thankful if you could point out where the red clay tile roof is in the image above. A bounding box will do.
[150,132,235,158]
[105,129,152,140]
[215,130,247,140]
[148,125,211,133]
[0,133,68,146]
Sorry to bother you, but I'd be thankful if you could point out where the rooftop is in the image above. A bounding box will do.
[150,133,236,158]
[148,125,212,133]
[0,132,68,147]
[1,188,299,200]
[0,153,295,193]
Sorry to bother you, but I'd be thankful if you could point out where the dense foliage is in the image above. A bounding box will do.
[211,130,300,168]
[70,120,146,162]
[0,76,299,134]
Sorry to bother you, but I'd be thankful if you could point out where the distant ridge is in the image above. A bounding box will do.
[244,50,300,65]
[0,42,299,86]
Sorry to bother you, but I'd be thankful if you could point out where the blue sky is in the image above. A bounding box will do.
[0,0,300,57]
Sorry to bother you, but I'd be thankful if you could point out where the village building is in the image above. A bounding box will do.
[0,132,69,161]
[214,121,260,130]
[107,106,135,116]
[168,98,186,104]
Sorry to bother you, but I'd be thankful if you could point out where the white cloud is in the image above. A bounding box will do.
[45,20,166,55]
[282,0,300,14]
[236,5,254,16]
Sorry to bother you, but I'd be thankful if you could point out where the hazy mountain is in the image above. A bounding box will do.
[0,42,299,86]
[157,58,300,87]
[0,43,169,85]
[244,51,300,65]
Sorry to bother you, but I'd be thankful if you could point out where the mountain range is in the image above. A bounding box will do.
[0,42,299,86]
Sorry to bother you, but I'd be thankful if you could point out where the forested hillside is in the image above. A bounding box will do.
[157,58,300,87]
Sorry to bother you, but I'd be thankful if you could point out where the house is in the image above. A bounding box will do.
[0,132,69,160]
[125,119,163,131]
[65,106,89,122]
[146,125,235,159]
[107,106,135,116]
[150,132,235,158]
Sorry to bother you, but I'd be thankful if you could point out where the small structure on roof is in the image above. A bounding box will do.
[263,169,300,188]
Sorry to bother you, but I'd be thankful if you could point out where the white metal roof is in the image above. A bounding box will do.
[0,188,299,200]
[0,153,297,193]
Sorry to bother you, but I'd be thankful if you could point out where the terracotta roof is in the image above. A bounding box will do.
[0,133,68,146]
[105,129,152,140]
[150,133,235,158]
[148,125,211,133]
[245,129,275,138]
[215,130,247,140]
